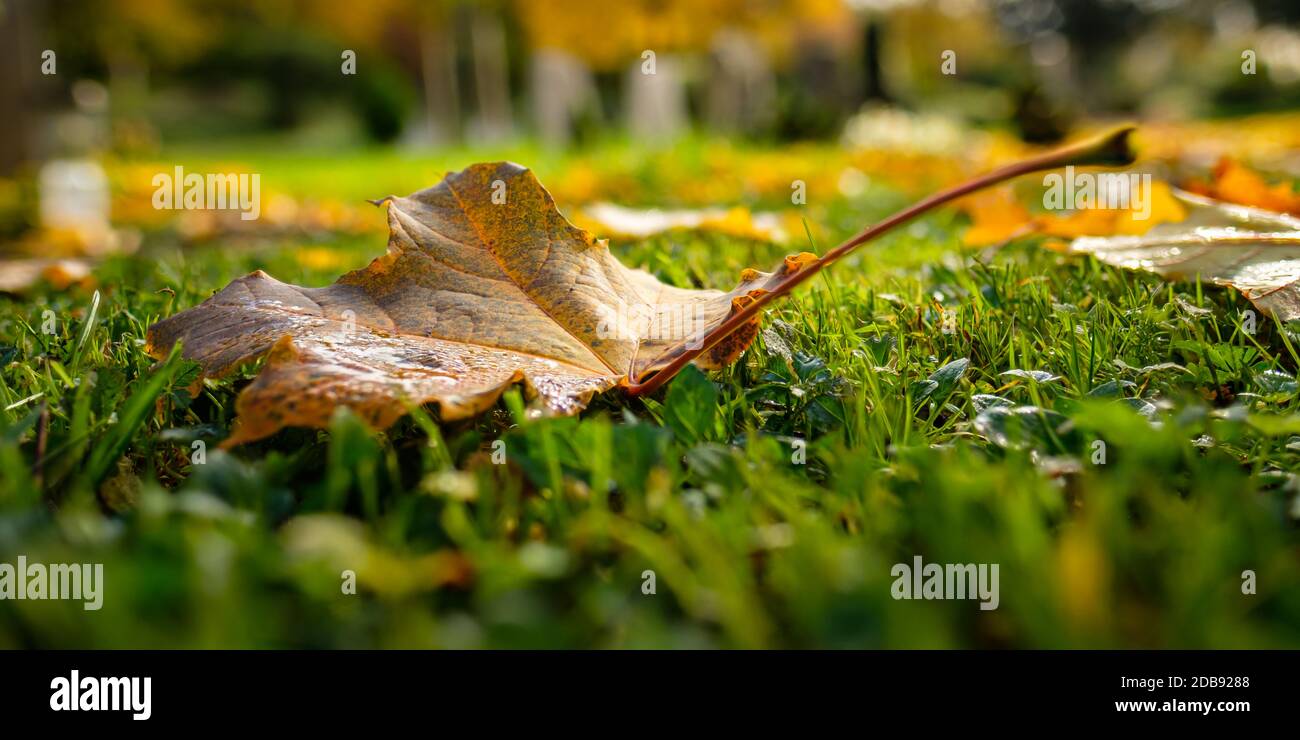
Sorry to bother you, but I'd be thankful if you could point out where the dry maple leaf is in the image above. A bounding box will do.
[1066,189,1300,320]
[147,162,795,446]
[148,127,1136,446]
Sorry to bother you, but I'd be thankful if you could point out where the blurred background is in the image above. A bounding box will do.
[4,0,1300,155]
[1,0,1300,275]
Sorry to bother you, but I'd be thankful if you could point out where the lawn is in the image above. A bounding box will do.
[3,138,1299,649]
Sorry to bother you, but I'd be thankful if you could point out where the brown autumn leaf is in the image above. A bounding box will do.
[148,127,1139,446]
[1065,189,1300,320]
[147,162,806,446]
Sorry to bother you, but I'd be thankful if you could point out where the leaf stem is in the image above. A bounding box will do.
[625,124,1138,397]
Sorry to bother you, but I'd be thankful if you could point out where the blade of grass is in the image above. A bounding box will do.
[79,342,184,492]
[70,289,101,373]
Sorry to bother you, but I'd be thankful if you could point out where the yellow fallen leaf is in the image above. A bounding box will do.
[1184,158,1300,217]
[577,202,791,243]
[958,187,1033,247]
[960,180,1187,245]
[0,258,94,294]
[1038,180,1188,238]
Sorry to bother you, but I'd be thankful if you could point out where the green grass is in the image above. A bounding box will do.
[3,148,1300,648]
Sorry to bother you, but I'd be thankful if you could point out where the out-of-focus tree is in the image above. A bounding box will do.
[516,0,855,141]
[43,0,433,145]
[514,0,851,71]
[0,0,44,175]
[49,0,216,72]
